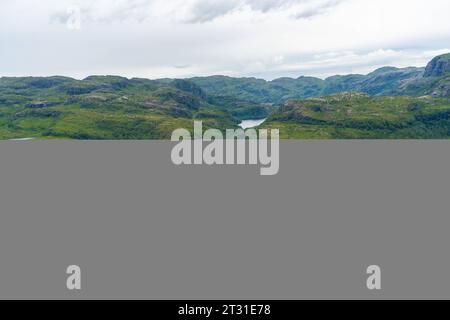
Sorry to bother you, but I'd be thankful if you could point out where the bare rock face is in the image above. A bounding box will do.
[424,54,450,77]
[431,77,450,97]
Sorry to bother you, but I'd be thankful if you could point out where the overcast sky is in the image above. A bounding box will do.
[1,0,450,80]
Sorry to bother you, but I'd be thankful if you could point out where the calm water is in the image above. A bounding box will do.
[239,118,267,129]
[9,138,35,141]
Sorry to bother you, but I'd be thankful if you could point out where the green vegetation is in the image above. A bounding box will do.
[190,67,426,104]
[263,93,450,139]
[190,54,450,103]
[0,76,269,140]
[1,53,450,140]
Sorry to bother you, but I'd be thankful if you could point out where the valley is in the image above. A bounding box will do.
[1,53,450,140]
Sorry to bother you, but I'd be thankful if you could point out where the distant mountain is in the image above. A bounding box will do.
[258,54,450,139]
[424,53,450,77]
[190,54,450,103]
[1,53,450,140]
[189,67,424,104]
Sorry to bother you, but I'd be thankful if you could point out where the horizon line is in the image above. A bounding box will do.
[0,64,426,83]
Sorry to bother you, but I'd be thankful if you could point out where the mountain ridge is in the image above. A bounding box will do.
[3,54,448,104]
[1,53,450,140]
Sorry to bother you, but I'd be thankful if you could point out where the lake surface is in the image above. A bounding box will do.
[9,138,35,141]
[239,118,267,129]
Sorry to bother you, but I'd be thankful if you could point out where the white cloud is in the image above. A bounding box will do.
[184,0,347,22]
[45,0,347,24]
[0,0,450,79]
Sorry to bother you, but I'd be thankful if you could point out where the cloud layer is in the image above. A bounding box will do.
[184,0,346,22]
[49,0,347,24]
[1,0,450,79]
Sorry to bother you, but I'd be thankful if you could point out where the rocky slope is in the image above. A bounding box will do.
[190,54,450,103]
[263,93,450,139]
[1,53,450,140]
[0,76,269,140]
[424,53,450,77]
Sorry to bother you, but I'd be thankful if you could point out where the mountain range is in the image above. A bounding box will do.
[190,53,450,103]
[0,53,449,140]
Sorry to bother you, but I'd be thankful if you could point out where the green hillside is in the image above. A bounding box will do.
[1,53,450,140]
[0,77,268,140]
[190,67,426,104]
[190,53,450,104]
[263,93,450,139]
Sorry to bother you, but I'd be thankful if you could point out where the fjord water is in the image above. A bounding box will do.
[239,118,267,129]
